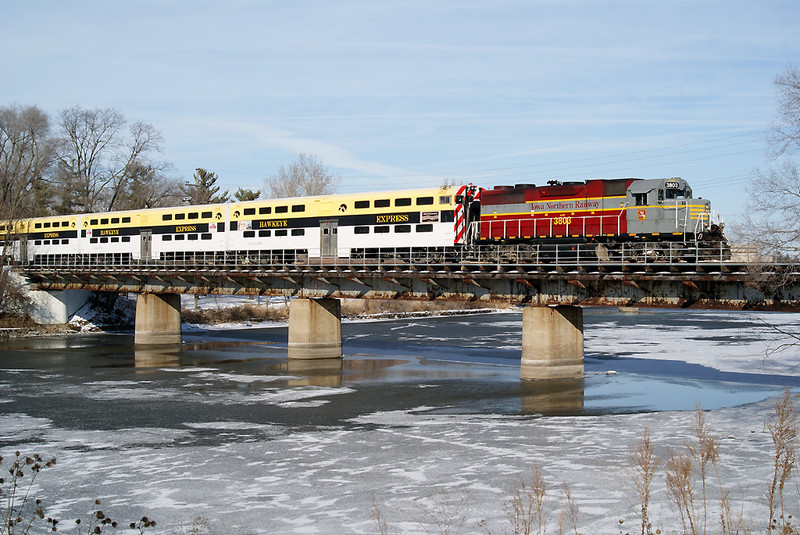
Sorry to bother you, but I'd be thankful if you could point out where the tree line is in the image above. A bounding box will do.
[0,104,339,221]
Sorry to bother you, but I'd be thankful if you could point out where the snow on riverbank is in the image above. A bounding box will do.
[1,389,792,534]
[1,307,799,534]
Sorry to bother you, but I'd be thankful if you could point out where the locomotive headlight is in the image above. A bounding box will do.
[705,205,710,212]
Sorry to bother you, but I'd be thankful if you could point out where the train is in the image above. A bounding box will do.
[0,176,728,267]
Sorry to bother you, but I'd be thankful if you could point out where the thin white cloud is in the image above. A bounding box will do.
[225,121,443,190]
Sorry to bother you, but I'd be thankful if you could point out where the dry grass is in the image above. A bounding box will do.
[625,426,660,535]
[341,298,510,318]
[181,298,509,325]
[767,390,798,534]
[377,390,799,535]
[181,303,288,325]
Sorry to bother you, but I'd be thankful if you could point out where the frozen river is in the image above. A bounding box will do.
[1,307,799,534]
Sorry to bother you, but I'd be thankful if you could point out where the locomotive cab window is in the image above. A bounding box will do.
[633,193,648,206]
[665,188,690,200]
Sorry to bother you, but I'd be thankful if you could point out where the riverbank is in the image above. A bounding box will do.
[0,295,512,339]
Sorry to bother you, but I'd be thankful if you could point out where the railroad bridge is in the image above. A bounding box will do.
[15,244,800,380]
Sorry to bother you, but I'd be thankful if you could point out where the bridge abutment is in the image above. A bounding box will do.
[521,305,584,380]
[27,289,93,325]
[288,298,342,360]
[134,293,182,345]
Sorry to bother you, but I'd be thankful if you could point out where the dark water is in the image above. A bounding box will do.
[0,308,797,449]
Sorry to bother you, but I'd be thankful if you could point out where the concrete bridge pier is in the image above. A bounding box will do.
[288,298,342,360]
[134,293,182,345]
[521,305,584,380]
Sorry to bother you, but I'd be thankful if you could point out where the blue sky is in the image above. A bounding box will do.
[3,0,798,220]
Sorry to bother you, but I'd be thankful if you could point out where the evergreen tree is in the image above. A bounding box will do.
[233,187,260,201]
[181,168,230,205]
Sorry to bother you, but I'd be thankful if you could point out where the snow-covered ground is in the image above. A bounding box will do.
[1,308,799,534]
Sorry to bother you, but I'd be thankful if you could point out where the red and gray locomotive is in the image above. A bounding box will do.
[457,177,727,261]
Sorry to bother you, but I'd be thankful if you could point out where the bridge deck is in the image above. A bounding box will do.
[14,244,800,311]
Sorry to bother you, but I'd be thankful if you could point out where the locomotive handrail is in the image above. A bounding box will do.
[675,199,688,236]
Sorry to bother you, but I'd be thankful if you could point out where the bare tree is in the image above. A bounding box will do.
[117,161,182,210]
[739,65,800,260]
[739,161,800,259]
[109,121,174,210]
[0,104,55,219]
[769,65,800,157]
[0,105,55,318]
[263,153,340,199]
[53,106,170,213]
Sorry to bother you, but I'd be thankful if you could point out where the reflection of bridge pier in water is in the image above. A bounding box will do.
[520,378,585,415]
[287,358,343,387]
[134,344,181,368]
[286,357,410,387]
